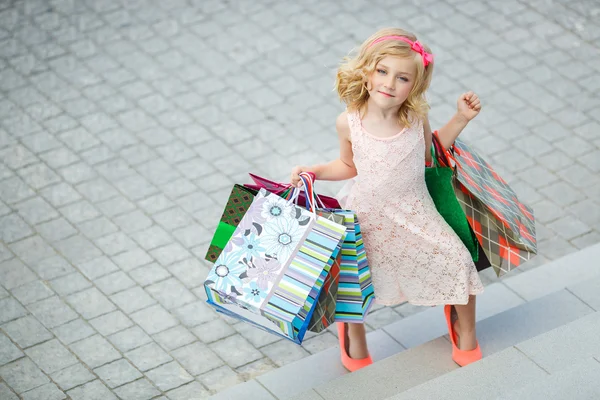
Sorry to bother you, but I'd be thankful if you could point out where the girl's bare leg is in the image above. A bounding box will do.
[452,295,477,350]
[346,322,369,359]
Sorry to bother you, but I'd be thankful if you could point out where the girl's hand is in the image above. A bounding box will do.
[457,91,481,122]
[290,166,310,188]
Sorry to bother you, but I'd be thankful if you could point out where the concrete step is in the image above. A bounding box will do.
[291,288,596,400]
[388,311,600,400]
[208,243,600,400]
[495,359,600,400]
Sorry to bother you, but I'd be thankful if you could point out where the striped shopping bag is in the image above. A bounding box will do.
[291,172,375,323]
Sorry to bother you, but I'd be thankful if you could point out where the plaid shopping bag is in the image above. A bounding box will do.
[432,132,537,276]
[204,189,347,344]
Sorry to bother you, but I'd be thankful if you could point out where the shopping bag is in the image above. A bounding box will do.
[432,132,537,276]
[245,173,342,209]
[204,182,344,333]
[204,184,257,264]
[204,188,347,344]
[426,142,479,262]
[291,172,375,323]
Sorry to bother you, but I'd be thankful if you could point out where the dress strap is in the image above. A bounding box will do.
[346,109,363,140]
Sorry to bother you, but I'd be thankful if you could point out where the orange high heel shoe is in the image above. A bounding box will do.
[444,305,482,367]
[337,322,373,372]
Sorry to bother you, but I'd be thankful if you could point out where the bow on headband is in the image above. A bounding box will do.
[369,35,434,67]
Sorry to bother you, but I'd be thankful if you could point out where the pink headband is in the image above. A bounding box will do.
[369,35,434,67]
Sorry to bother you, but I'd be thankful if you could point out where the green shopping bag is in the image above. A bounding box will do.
[425,144,479,262]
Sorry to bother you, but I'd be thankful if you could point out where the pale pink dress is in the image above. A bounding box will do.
[343,110,484,306]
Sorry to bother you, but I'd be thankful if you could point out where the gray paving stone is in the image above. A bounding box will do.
[95,195,137,217]
[59,162,97,185]
[165,258,206,290]
[150,242,191,266]
[0,258,37,290]
[35,218,77,242]
[198,364,244,394]
[10,280,54,306]
[194,318,236,345]
[52,318,95,345]
[20,131,62,153]
[38,148,79,169]
[129,263,171,287]
[14,196,59,225]
[94,271,136,295]
[80,144,117,165]
[0,145,37,170]
[108,326,153,353]
[111,247,154,271]
[9,235,56,266]
[130,304,178,335]
[77,256,119,280]
[89,310,133,337]
[125,342,173,372]
[209,334,263,369]
[2,316,53,349]
[152,207,195,232]
[0,213,34,243]
[146,278,196,310]
[171,223,210,249]
[153,325,197,352]
[94,359,142,389]
[21,382,66,400]
[49,272,92,296]
[145,361,194,392]
[53,234,102,265]
[66,287,116,319]
[0,358,49,394]
[67,380,118,400]
[131,225,173,251]
[0,383,18,400]
[110,286,156,314]
[94,231,137,256]
[25,339,78,374]
[17,163,61,190]
[0,332,24,365]
[166,381,211,400]
[59,200,101,224]
[75,178,119,202]
[0,242,12,263]
[113,378,161,400]
[70,334,122,369]
[137,193,175,214]
[112,210,153,234]
[170,341,223,376]
[113,174,159,201]
[172,300,216,328]
[27,296,78,329]
[75,215,122,239]
[40,182,82,208]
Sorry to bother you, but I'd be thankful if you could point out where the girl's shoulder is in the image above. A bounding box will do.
[336,110,353,141]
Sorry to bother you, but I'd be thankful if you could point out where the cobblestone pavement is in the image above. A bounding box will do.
[0,0,599,398]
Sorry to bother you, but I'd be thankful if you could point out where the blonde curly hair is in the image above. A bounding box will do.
[336,28,434,128]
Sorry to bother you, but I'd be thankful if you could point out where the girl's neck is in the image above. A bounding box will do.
[363,99,402,122]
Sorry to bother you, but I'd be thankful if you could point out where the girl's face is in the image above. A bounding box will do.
[367,56,417,110]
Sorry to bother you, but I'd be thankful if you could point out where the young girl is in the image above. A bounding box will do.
[291,28,484,370]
